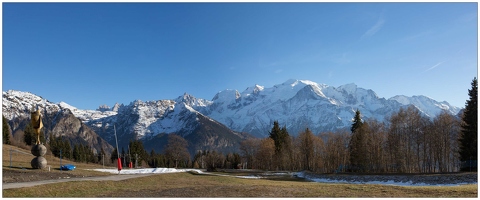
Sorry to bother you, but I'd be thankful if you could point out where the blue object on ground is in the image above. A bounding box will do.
[60,164,76,171]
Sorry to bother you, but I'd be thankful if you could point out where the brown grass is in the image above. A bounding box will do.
[2,144,112,176]
[2,144,477,197]
[3,171,478,197]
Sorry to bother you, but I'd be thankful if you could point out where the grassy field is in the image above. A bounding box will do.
[2,144,478,197]
[3,171,478,197]
[3,144,112,176]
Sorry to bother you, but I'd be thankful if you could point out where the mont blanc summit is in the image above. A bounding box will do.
[202,79,460,137]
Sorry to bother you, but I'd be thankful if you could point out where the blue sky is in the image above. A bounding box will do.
[3,3,477,110]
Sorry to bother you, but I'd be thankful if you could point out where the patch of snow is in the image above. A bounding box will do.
[90,168,202,174]
[294,172,476,187]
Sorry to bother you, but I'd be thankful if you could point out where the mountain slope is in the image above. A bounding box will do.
[85,94,250,155]
[2,90,114,154]
[389,95,460,118]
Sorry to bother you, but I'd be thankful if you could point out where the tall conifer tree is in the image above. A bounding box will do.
[23,123,36,145]
[459,77,477,171]
[349,109,365,171]
[269,121,289,154]
[351,110,363,133]
[3,116,11,145]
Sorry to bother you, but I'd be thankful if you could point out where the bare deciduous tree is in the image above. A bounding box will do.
[164,134,190,168]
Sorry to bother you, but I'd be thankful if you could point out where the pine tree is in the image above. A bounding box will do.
[48,133,58,156]
[73,144,81,162]
[351,109,363,133]
[459,77,478,171]
[268,121,283,169]
[110,148,118,163]
[129,139,148,167]
[149,149,157,167]
[97,147,106,164]
[63,139,72,159]
[349,109,365,172]
[269,121,292,170]
[269,121,283,153]
[3,116,11,145]
[23,123,36,145]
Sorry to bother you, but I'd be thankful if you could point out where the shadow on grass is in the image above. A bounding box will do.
[264,176,310,182]
[4,166,35,170]
[186,170,310,183]
[3,165,69,172]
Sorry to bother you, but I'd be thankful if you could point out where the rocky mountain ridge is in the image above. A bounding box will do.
[2,79,461,153]
[2,90,114,154]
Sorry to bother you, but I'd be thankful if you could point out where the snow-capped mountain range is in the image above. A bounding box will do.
[3,79,461,141]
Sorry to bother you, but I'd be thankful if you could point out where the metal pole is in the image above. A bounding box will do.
[470,156,472,172]
[135,154,138,168]
[9,148,12,168]
[128,145,131,168]
[60,149,62,171]
[114,124,121,173]
[102,154,104,169]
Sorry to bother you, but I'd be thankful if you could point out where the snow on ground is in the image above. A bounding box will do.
[90,168,475,187]
[295,171,477,187]
[90,168,262,179]
[90,168,202,174]
[306,177,471,187]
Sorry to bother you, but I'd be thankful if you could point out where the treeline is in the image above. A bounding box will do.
[237,106,470,173]
[48,133,106,164]
[110,134,242,170]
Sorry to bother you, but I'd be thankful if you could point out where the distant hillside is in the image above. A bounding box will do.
[2,90,114,154]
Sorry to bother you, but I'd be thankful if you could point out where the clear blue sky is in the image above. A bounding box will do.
[3,3,477,110]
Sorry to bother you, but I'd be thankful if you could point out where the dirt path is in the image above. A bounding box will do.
[3,174,155,189]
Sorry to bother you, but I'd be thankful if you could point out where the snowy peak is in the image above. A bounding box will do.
[175,93,212,108]
[97,104,111,112]
[3,90,54,109]
[292,84,326,101]
[112,103,122,112]
[389,95,460,117]
[212,89,240,103]
[262,79,324,101]
[241,84,265,97]
[2,90,116,123]
[338,83,358,94]
[3,90,60,120]
[59,101,78,111]
[175,93,196,104]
